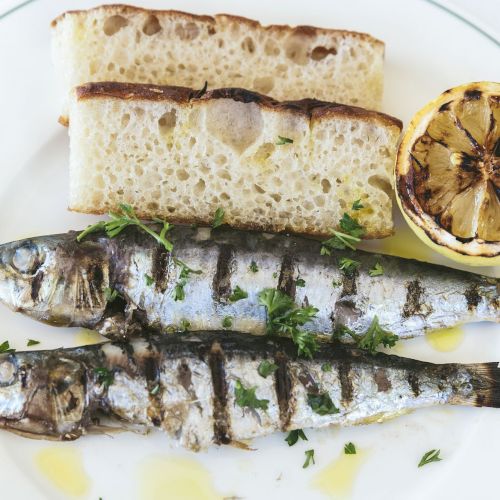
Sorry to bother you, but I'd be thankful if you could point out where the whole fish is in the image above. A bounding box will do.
[0,226,497,340]
[0,331,498,450]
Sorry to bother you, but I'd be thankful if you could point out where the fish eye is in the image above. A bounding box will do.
[12,244,42,275]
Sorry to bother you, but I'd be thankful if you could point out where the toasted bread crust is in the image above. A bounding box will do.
[51,4,384,48]
[76,82,402,130]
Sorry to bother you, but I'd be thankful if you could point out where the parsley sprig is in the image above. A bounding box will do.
[369,262,384,277]
[258,360,278,378]
[258,288,319,358]
[307,392,339,416]
[77,204,173,252]
[303,449,315,468]
[321,213,365,254]
[228,286,248,303]
[418,449,442,468]
[173,259,202,301]
[286,429,308,446]
[337,316,399,354]
[234,380,269,411]
[212,207,225,229]
[276,136,293,145]
[338,257,361,275]
[94,367,114,388]
[0,341,15,354]
[344,442,356,454]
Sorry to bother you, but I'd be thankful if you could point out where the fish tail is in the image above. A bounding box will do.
[459,362,500,408]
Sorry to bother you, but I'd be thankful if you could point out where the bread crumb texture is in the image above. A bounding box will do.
[52,5,384,109]
[68,86,401,238]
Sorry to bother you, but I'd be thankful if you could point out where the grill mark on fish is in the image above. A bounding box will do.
[142,345,162,427]
[338,362,353,404]
[465,284,481,311]
[340,269,358,298]
[407,372,421,396]
[374,369,392,392]
[152,246,171,293]
[277,255,296,300]
[30,271,44,302]
[177,362,192,392]
[273,351,293,429]
[208,342,231,444]
[212,245,235,302]
[88,264,104,306]
[403,279,424,317]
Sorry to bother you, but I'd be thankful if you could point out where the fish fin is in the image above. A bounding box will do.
[463,362,500,408]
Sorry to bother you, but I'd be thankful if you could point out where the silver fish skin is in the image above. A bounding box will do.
[0,226,497,339]
[0,331,498,450]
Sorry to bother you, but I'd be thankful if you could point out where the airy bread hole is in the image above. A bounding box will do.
[175,22,200,40]
[368,175,392,198]
[142,15,161,36]
[321,179,331,193]
[103,15,128,36]
[176,169,189,181]
[285,36,309,65]
[241,37,255,53]
[254,184,265,194]
[121,113,130,127]
[158,109,177,136]
[253,76,274,94]
[264,40,280,56]
[311,46,337,60]
[206,100,263,154]
[194,179,206,195]
[253,142,275,162]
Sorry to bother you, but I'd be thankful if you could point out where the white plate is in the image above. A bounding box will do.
[0,1,499,499]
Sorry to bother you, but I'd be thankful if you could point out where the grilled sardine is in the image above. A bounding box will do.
[0,226,497,339]
[0,331,499,450]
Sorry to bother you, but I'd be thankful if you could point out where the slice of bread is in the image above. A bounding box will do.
[52,5,384,111]
[68,82,402,239]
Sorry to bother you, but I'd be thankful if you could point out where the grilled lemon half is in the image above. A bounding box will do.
[396,82,500,266]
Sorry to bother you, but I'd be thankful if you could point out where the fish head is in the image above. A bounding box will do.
[0,234,109,327]
[0,351,87,438]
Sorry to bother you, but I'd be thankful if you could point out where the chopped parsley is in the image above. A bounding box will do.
[150,384,160,396]
[344,442,356,454]
[321,362,332,372]
[332,279,342,288]
[212,207,225,229]
[27,339,40,347]
[104,287,122,302]
[285,429,308,446]
[295,278,306,287]
[352,199,364,211]
[144,274,154,286]
[337,316,399,354]
[249,261,259,273]
[321,212,365,254]
[418,449,442,468]
[276,135,293,145]
[77,203,173,252]
[338,257,361,275]
[258,360,278,378]
[94,367,114,388]
[179,319,191,332]
[258,288,318,358]
[272,271,278,279]
[228,285,248,302]
[0,341,15,354]
[307,392,339,416]
[222,316,233,329]
[303,449,315,468]
[173,260,202,301]
[369,262,384,277]
[234,380,269,411]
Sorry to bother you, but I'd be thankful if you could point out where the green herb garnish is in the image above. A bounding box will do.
[344,442,356,454]
[77,204,173,252]
[303,449,315,468]
[173,259,202,301]
[258,360,278,378]
[369,262,384,277]
[145,274,154,286]
[338,257,361,275]
[0,341,15,354]
[27,339,40,347]
[179,319,191,332]
[272,271,278,279]
[212,207,225,229]
[276,136,293,145]
[228,285,248,303]
[150,384,160,396]
[352,199,364,211]
[285,429,308,446]
[321,363,332,372]
[258,288,318,358]
[222,316,233,329]
[418,449,442,468]
[339,316,399,354]
[307,392,339,416]
[295,278,306,287]
[234,380,269,411]
[332,280,342,288]
[104,287,122,302]
[249,261,259,273]
[321,212,364,253]
[94,367,114,388]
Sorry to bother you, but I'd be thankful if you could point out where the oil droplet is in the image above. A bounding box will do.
[75,328,105,346]
[312,450,366,499]
[35,446,90,497]
[426,326,464,352]
[138,457,222,500]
